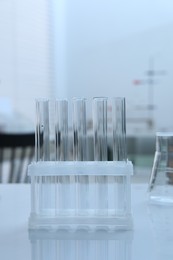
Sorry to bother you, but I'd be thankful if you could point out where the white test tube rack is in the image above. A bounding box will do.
[28,97,133,231]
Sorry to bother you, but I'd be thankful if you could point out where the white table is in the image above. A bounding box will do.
[0,184,173,260]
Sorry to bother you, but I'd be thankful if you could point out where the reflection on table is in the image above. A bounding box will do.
[29,229,132,260]
[0,184,173,260]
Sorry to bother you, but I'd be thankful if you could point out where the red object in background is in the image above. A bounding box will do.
[133,79,142,85]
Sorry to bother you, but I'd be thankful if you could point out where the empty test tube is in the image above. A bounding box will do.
[35,99,53,215]
[93,97,108,214]
[55,99,68,161]
[73,98,87,161]
[111,97,127,214]
[35,99,50,161]
[55,99,70,214]
[93,97,108,161]
[112,97,127,161]
[73,98,88,214]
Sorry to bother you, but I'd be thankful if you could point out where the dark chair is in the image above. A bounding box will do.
[0,133,35,183]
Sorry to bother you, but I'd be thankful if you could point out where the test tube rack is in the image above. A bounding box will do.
[28,97,133,231]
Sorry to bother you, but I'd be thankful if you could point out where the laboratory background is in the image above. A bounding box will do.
[0,0,173,178]
[1,1,173,260]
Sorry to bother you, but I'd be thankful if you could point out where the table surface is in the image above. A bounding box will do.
[0,183,173,260]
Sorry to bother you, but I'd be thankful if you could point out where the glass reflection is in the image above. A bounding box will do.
[29,229,133,260]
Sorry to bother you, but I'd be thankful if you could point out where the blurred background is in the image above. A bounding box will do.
[0,0,173,180]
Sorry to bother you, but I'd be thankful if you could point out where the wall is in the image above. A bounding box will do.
[0,0,54,124]
[1,0,173,132]
[53,0,173,132]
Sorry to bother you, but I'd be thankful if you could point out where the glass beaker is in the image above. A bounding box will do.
[148,132,173,205]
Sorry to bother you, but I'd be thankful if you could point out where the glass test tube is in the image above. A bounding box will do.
[93,97,108,161]
[35,99,51,215]
[112,97,127,161]
[73,98,88,214]
[93,97,108,214]
[73,98,87,161]
[55,99,70,214]
[112,97,127,214]
[55,99,68,161]
[35,99,50,161]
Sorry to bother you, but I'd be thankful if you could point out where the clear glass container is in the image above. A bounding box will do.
[148,132,173,205]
